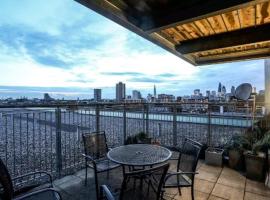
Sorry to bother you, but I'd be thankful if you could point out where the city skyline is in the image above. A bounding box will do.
[0,0,265,99]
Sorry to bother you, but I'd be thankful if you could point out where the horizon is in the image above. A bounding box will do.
[0,0,265,100]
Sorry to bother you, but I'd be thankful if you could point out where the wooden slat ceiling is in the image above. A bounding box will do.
[76,0,270,65]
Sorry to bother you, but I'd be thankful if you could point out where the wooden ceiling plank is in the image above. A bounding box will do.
[144,0,269,32]
[238,5,256,28]
[256,1,270,25]
[206,15,227,33]
[175,25,194,40]
[194,19,215,36]
[176,23,270,54]
[222,10,241,31]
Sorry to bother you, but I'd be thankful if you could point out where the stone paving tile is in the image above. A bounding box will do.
[217,172,246,190]
[196,168,221,183]
[245,179,270,197]
[208,195,227,200]
[212,183,244,200]
[165,188,209,200]
[244,192,270,200]
[194,178,215,194]
[199,163,223,175]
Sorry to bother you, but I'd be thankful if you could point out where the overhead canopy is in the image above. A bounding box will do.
[76,0,270,65]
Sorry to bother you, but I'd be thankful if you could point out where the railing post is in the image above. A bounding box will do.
[146,104,149,135]
[55,107,62,177]
[95,104,100,132]
[207,105,212,146]
[123,104,127,144]
[173,105,177,147]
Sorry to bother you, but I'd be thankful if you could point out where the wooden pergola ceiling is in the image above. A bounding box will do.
[76,0,270,65]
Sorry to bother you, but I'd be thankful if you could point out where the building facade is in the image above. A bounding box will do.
[116,82,126,102]
[94,89,102,102]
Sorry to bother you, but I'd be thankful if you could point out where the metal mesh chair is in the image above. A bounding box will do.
[100,163,170,200]
[0,158,61,200]
[82,131,121,200]
[164,138,202,200]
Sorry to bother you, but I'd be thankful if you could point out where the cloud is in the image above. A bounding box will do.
[101,72,144,76]
[156,73,177,78]
[129,77,164,83]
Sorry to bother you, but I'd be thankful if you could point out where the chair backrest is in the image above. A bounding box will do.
[177,138,202,180]
[82,131,108,159]
[0,158,14,200]
[120,163,169,200]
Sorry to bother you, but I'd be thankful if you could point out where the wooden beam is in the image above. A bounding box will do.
[196,52,270,65]
[144,0,268,33]
[176,23,270,54]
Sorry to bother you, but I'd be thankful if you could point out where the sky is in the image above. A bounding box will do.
[0,0,265,99]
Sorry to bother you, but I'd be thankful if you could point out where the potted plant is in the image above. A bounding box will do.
[205,147,224,166]
[244,127,269,181]
[225,135,249,170]
[136,132,152,144]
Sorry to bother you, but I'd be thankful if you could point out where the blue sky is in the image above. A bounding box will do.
[0,0,265,99]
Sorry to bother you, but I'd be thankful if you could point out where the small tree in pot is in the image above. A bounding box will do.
[225,135,249,170]
[244,126,269,181]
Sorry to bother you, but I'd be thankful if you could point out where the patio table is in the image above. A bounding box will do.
[107,144,172,166]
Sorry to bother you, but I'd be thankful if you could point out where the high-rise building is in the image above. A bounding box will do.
[206,90,210,97]
[221,85,226,95]
[231,86,236,95]
[44,93,53,101]
[194,89,200,95]
[265,59,270,114]
[132,90,142,99]
[218,82,222,93]
[116,82,126,102]
[94,89,102,102]
[154,85,157,98]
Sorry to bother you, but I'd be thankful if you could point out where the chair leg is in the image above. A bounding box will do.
[85,165,88,186]
[178,186,181,196]
[94,172,99,200]
[191,185,194,200]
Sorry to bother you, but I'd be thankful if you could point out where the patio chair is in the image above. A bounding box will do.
[100,163,170,200]
[0,158,61,200]
[82,131,121,200]
[164,138,202,200]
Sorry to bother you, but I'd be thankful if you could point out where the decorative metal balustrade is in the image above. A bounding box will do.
[0,102,262,181]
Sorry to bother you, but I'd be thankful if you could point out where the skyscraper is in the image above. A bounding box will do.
[132,90,142,99]
[116,82,126,102]
[221,85,226,95]
[218,82,222,93]
[94,89,102,102]
[265,59,270,114]
[154,85,157,98]
[231,86,236,95]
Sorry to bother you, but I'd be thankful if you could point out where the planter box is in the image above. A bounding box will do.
[265,150,270,188]
[244,152,266,181]
[228,149,244,170]
[205,147,224,166]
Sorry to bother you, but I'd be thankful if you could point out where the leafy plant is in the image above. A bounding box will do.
[225,135,250,151]
[252,131,270,153]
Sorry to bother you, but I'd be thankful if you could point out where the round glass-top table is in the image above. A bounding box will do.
[107,144,172,166]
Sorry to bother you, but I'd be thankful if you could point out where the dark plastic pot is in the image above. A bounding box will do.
[228,149,244,170]
[244,152,266,181]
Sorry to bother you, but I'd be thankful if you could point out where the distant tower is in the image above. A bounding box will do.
[116,82,126,102]
[218,82,222,93]
[265,59,270,114]
[94,89,102,102]
[221,85,226,95]
[154,85,157,98]
[231,86,236,95]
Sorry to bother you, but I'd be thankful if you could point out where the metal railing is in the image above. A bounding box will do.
[0,102,263,180]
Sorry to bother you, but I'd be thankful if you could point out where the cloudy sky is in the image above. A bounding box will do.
[0,0,265,99]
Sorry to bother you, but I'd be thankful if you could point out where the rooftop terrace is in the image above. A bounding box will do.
[53,158,270,200]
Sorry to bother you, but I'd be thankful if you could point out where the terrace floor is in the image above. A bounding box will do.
[53,159,270,200]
